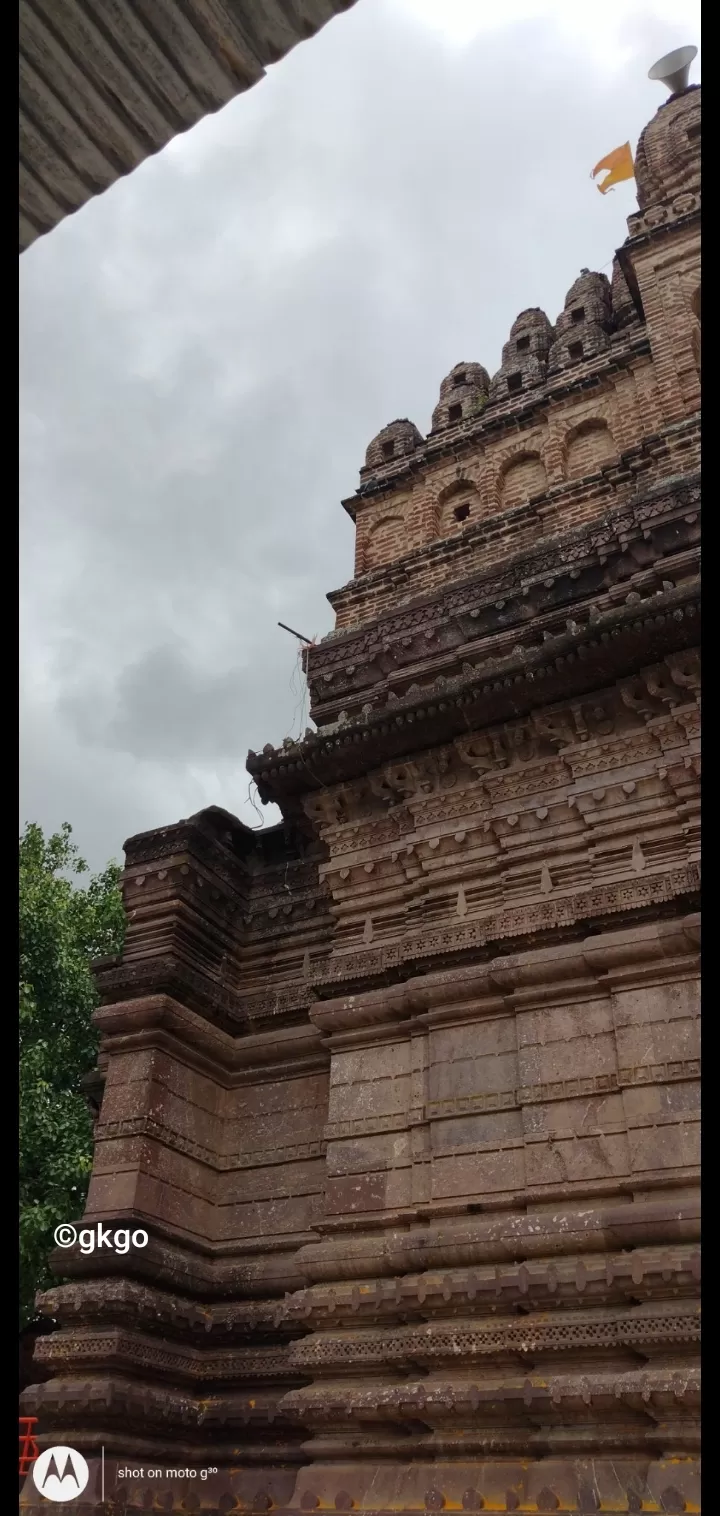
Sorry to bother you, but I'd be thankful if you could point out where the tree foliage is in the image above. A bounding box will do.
[19,823,125,1323]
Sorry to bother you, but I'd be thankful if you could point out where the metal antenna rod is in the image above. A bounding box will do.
[278,620,312,644]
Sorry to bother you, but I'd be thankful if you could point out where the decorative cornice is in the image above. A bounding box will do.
[625,196,700,246]
[310,469,700,722]
[249,583,700,801]
[93,995,327,1080]
[293,1195,700,1284]
[309,914,699,1033]
[305,868,699,995]
[282,1365,700,1430]
[332,437,698,625]
[38,1277,283,1338]
[282,1242,700,1327]
[35,1327,299,1385]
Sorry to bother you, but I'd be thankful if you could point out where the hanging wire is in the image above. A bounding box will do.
[245,778,266,830]
[244,637,315,834]
[287,640,312,742]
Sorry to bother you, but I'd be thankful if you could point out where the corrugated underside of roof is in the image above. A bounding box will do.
[20,0,356,251]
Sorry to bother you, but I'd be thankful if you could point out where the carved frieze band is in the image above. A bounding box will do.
[25,1366,701,1438]
[309,468,700,703]
[35,1329,295,1383]
[94,1115,327,1173]
[626,193,700,239]
[25,1376,291,1432]
[233,864,699,1023]
[313,863,699,985]
[33,1300,699,1383]
[39,1246,700,1340]
[251,586,700,799]
[283,1245,700,1326]
[288,1301,699,1369]
[40,1278,281,1337]
[282,1365,700,1425]
[324,1057,700,1142]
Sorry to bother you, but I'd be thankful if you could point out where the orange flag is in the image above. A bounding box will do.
[591,142,635,194]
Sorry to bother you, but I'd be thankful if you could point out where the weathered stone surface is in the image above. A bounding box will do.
[21,84,700,1515]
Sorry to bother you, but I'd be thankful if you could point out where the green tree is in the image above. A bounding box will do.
[19,823,125,1324]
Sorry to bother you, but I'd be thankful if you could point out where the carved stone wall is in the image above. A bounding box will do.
[21,83,700,1516]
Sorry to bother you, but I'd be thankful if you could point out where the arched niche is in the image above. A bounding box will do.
[435,479,481,539]
[499,452,547,510]
[364,514,405,571]
[564,418,616,480]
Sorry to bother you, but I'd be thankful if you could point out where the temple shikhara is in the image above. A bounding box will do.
[22,73,700,1516]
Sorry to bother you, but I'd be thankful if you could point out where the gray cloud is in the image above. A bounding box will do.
[61,644,271,764]
[20,0,700,869]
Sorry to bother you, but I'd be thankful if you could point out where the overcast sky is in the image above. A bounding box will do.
[19,0,700,871]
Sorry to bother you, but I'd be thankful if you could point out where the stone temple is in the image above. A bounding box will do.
[22,80,700,1515]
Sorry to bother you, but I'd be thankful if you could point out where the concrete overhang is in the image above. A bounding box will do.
[19,0,357,252]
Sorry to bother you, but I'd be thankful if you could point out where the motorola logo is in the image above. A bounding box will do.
[32,1446,90,1502]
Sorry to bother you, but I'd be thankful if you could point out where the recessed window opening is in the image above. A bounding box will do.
[687,124,701,140]
[568,341,584,360]
[572,307,585,323]
[516,335,530,352]
[507,373,523,393]
[448,403,463,423]
[454,502,471,522]
[453,371,467,386]
[381,440,395,459]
